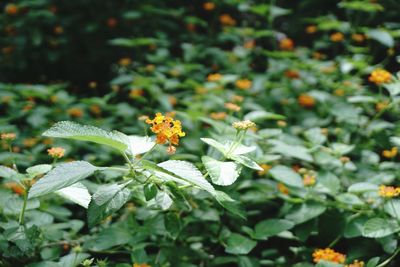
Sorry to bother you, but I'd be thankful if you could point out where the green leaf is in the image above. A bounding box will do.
[244,110,285,122]
[285,201,326,224]
[201,137,228,155]
[224,234,257,255]
[336,193,364,206]
[367,29,394,47]
[230,154,263,171]
[362,218,400,238]
[55,182,91,208]
[253,219,294,240]
[269,140,313,162]
[348,182,379,193]
[124,135,155,156]
[42,121,128,152]
[0,165,17,179]
[202,156,242,186]
[144,183,158,201]
[304,128,326,145]
[384,199,400,220]
[29,161,98,198]
[26,164,52,177]
[269,165,303,188]
[150,160,216,195]
[215,191,246,219]
[366,257,380,267]
[87,182,132,227]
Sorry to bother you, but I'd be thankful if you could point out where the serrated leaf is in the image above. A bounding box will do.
[26,164,52,177]
[0,166,17,179]
[202,156,242,186]
[154,160,216,195]
[55,182,91,208]
[224,233,257,255]
[42,121,128,152]
[253,219,294,240]
[125,135,155,156]
[87,182,131,227]
[362,218,399,238]
[367,29,394,47]
[29,161,98,198]
[285,201,326,224]
[348,182,379,193]
[269,165,303,188]
[269,140,313,162]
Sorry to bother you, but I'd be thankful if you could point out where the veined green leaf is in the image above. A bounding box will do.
[269,165,303,188]
[87,182,132,227]
[29,161,98,198]
[202,156,242,186]
[362,218,400,238]
[42,121,128,152]
[55,182,91,209]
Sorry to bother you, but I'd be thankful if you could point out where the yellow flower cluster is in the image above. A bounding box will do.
[257,164,272,176]
[146,113,185,154]
[279,38,294,50]
[47,147,65,158]
[1,133,16,141]
[378,185,400,198]
[345,260,365,267]
[219,14,236,26]
[330,32,344,42]
[382,147,397,159]
[133,264,151,267]
[207,73,222,82]
[298,94,315,108]
[299,168,316,186]
[224,102,241,112]
[235,79,252,90]
[232,120,256,130]
[312,248,346,264]
[369,69,392,85]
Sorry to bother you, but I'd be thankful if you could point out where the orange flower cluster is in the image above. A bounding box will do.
[330,32,344,42]
[210,112,227,120]
[285,70,300,79]
[5,4,18,15]
[312,248,346,264]
[369,69,392,85]
[258,164,272,176]
[277,183,289,195]
[203,2,215,11]
[207,73,222,82]
[219,14,236,26]
[133,264,151,267]
[279,38,294,50]
[68,107,83,118]
[378,185,400,198]
[47,147,65,158]
[306,25,317,34]
[119,57,132,66]
[1,133,16,141]
[352,33,365,43]
[298,94,315,108]
[235,79,252,90]
[382,147,398,158]
[146,113,185,154]
[129,88,144,99]
[345,260,365,267]
[224,102,241,112]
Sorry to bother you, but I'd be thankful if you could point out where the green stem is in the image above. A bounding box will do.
[376,247,400,267]
[19,189,28,225]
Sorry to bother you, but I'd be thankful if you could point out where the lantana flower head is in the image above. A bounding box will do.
[369,69,392,85]
[378,185,400,198]
[1,133,16,141]
[312,248,346,264]
[47,147,65,158]
[146,113,185,154]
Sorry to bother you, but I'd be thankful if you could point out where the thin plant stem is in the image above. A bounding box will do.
[19,188,28,225]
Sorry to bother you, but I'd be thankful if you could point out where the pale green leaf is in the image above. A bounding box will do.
[55,182,91,208]
[202,156,242,186]
[29,161,98,198]
[269,165,303,188]
[43,121,128,152]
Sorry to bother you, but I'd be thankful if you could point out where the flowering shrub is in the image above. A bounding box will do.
[1,0,400,266]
